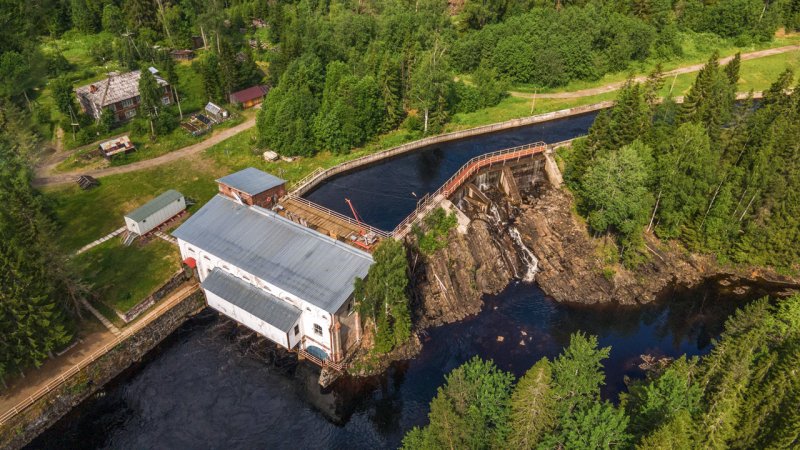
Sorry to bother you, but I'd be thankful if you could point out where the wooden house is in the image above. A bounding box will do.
[170,49,195,61]
[230,85,269,109]
[75,69,172,122]
[216,167,286,208]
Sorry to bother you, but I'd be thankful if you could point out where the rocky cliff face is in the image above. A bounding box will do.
[411,169,756,326]
[514,185,708,305]
[411,218,518,327]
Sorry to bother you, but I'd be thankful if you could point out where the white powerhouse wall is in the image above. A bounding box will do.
[180,239,335,354]
[205,290,294,348]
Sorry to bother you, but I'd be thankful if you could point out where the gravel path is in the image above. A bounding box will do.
[509,45,800,99]
[34,117,256,187]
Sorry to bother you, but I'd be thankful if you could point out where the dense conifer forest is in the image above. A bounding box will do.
[565,56,800,271]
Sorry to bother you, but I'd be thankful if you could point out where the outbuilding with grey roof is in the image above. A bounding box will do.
[124,190,186,236]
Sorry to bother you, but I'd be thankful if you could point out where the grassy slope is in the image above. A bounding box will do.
[53,111,251,173]
[75,238,180,313]
[37,32,213,153]
[508,31,800,94]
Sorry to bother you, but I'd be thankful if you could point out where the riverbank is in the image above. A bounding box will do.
[413,160,798,317]
[351,152,799,376]
[0,287,204,450]
[27,277,789,449]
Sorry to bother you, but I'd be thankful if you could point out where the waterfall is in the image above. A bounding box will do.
[476,173,491,191]
[508,226,539,282]
[488,204,503,226]
[487,204,519,279]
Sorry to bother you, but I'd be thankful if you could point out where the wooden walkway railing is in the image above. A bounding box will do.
[391,142,547,238]
[0,284,200,427]
[283,195,391,238]
[297,348,347,372]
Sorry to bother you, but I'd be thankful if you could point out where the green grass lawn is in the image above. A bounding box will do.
[47,157,227,253]
[447,92,620,129]
[53,113,249,173]
[508,31,800,94]
[75,238,180,314]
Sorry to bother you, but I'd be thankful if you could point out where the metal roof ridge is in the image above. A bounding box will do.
[229,196,374,262]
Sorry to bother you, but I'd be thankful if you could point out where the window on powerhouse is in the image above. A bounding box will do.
[313,324,322,336]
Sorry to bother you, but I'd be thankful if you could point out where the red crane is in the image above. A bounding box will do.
[345,198,364,226]
[345,198,378,250]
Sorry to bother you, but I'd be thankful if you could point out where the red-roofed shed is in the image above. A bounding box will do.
[230,85,269,109]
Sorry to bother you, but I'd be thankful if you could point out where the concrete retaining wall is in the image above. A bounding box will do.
[0,291,205,450]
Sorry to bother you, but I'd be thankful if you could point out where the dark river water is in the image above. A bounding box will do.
[305,112,598,231]
[26,110,779,449]
[29,278,777,450]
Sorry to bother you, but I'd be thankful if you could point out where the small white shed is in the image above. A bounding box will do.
[124,190,186,236]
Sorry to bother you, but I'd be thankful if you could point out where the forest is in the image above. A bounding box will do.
[564,55,800,271]
[402,294,800,449]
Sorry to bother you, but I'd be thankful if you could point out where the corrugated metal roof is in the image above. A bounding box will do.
[230,85,269,103]
[203,268,301,332]
[126,190,184,223]
[172,195,373,313]
[216,168,285,196]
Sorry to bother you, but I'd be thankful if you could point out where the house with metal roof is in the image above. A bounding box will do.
[230,85,269,108]
[75,69,172,122]
[216,167,286,208]
[124,190,186,237]
[172,193,372,364]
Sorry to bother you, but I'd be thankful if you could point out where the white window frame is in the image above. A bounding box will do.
[122,98,134,108]
[124,109,136,119]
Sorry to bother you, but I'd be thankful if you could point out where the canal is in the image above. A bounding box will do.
[305,111,598,231]
[25,111,773,449]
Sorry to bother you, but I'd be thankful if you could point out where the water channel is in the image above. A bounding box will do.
[26,111,779,449]
[305,112,598,231]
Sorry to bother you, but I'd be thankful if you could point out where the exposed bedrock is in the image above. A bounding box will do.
[411,161,795,327]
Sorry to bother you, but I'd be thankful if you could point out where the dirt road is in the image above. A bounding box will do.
[510,44,800,99]
[34,117,256,187]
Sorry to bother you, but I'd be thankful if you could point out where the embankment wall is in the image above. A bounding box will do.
[0,291,205,450]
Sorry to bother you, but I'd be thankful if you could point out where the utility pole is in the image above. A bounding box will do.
[530,89,537,115]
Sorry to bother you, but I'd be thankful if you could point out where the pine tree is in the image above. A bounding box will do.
[0,107,78,379]
[551,332,611,414]
[507,359,557,448]
[402,357,514,450]
[724,53,741,86]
